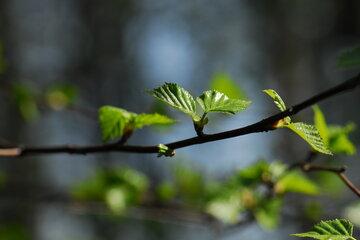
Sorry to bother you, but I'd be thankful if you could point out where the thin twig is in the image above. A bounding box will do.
[300,163,360,198]
[0,73,359,157]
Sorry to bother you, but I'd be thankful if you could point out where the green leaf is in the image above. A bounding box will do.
[210,72,247,99]
[292,219,356,240]
[263,89,291,125]
[197,90,251,114]
[148,83,200,121]
[286,122,332,155]
[313,106,356,155]
[337,46,360,69]
[157,144,175,157]
[133,113,175,129]
[313,105,329,145]
[254,198,282,230]
[263,89,287,112]
[98,106,133,142]
[328,124,356,155]
[99,106,174,142]
[275,170,319,195]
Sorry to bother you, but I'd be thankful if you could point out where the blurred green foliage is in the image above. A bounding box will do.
[210,72,247,99]
[11,83,40,121]
[72,160,322,230]
[10,82,79,121]
[314,106,356,155]
[45,83,77,111]
[0,42,6,75]
[337,45,360,69]
[0,224,30,240]
[72,167,149,214]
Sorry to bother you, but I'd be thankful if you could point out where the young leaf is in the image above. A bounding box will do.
[197,90,251,114]
[11,83,39,121]
[263,89,287,112]
[292,219,356,240]
[263,89,291,125]
[157,144,175,157]
[275,171,319,195]
[313,106,356,155]
[337,46,360,69]
[313,105,329,144]
[134,113,175,129]
[98,106,133,142]
[286,123,332,155]
[148,83,200,121]
[45,84,77,110]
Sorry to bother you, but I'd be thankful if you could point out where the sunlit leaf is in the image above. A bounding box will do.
[275,170,319,195]
[313,105,329,145]
[337,46,360,69]
[210,72,247,99]
[313,106,356,155]
[263,89,287,112]
[263,89,291,125]
[99,106,174,142]
[286,123,332,155]
[134,113,175,129]
[148,83,200,121]
[291,219,355,240]
[254,198,282,230]
[197,90,251,114]
[98,106,133,142]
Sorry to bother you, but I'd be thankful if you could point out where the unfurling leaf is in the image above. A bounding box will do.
[98,106,132,142]
[263,89,291,125]
[264,90,330,154]
[134,113,175,129]
[157,144,175,157]
[291,219,356,240]
[337,46,360,69]
[286,123,332,155]
[263,89,287,112]
[99,106,174,142]
[148,83,200,121]
[197,90,251,114]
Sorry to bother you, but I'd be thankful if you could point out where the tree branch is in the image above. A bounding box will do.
[1,73,359,157]
[300,163,360,198]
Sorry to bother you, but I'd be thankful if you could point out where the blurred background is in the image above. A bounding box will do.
[0,0,359,239]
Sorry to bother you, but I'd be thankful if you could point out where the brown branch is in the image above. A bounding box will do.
[0,73,359,157]
[300,163,360,198]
